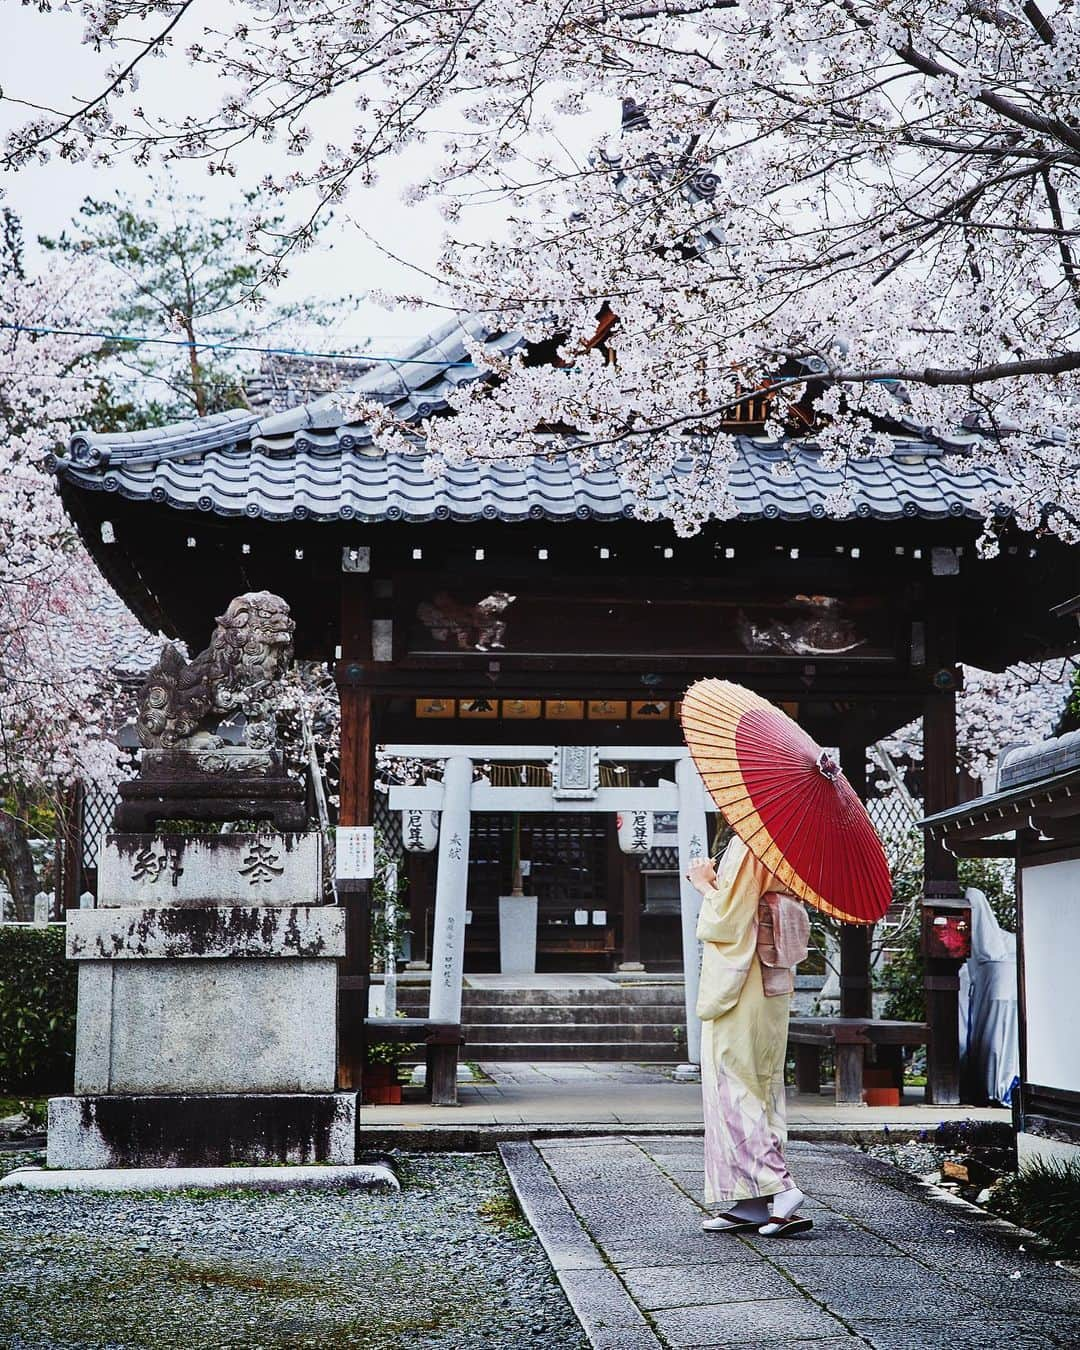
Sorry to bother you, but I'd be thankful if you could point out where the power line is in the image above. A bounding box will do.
[0,368,355,396]
[0,322,480,367]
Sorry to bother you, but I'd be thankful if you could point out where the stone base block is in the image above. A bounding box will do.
[47,1093,356,1169]
[74,953,340,1094]
[498,894,538,975]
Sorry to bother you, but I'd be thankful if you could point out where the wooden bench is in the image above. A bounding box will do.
[364,1017,464,1107]
[788,1017,929,1104]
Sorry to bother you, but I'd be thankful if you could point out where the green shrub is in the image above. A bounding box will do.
[988,1157,1080,1259]
[0,924,77,1093]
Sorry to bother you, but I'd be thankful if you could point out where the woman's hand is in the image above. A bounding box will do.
[686,855,718,896]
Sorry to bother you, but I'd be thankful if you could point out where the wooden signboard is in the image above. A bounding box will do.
[588,700,627,720]
[503,699,541,719]
[460,696,498,719]
[631,700,670,719]
[545,699,585,720]
[416,697,455,719]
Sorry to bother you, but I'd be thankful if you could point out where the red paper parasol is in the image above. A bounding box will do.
[680,679,892,924]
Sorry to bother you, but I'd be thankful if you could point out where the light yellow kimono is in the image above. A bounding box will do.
[696,835,810,1205]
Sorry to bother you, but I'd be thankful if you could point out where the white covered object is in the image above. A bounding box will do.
[958,887,1019,1105]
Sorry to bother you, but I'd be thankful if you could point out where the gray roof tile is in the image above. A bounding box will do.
[53,316,1020,526]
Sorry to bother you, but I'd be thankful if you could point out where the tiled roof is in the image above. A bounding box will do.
[53,316,1016,526]
[244,352,376,413]
[58,587,164,679]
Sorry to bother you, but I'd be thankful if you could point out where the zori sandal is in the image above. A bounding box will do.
[758,1213,814,1237]
[702,1212,764,1232]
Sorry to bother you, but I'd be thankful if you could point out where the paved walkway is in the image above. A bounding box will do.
[358,1062,1009,1142]
[501,1135,1080,1349]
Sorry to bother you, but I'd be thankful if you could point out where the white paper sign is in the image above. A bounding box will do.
[336,826,375,880]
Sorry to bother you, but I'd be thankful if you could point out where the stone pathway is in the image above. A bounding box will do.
[501,1135,1080,1349]
[358,1061,1010,1142]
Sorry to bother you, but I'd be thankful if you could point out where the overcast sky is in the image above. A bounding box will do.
[1,5,611,360]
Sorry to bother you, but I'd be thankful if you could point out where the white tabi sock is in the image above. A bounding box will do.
[702,1197,771,1230]
[758,1186,805,1233]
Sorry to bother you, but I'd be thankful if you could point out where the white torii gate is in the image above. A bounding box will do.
[387,744,710,1064]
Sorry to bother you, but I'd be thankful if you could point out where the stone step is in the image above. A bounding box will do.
[461,1041,683,1061]
[445,1005,686,1027]
[397,986,685,1008]
[461,1021,685,1043]
[394,1009,683,1026]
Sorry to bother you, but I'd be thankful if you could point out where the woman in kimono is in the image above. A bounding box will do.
[688,834,813,1237]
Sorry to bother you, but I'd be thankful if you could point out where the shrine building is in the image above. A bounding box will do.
[51,317,1078,1103]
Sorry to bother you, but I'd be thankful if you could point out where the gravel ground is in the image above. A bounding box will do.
[0,1149,587,1350]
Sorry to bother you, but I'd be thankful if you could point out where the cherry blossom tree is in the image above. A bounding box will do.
[6,2,1078,539]
[877,657,1076,799]
[0,213,140,915]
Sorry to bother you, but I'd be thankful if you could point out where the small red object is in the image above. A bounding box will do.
[680,679,892,924]
[924,910,971,960]
[863,1087,901,1107]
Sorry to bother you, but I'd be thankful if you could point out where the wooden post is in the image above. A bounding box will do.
[922,589,965,1106]
[838,742,873,1020]
[336,564,374,1092]
[923,681,965,1105]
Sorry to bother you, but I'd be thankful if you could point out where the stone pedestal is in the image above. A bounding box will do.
[498,895,539,975]
[51,830,353,1168]
[114,749,306,832]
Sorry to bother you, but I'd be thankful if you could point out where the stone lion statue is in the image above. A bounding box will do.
[137,592,296,750]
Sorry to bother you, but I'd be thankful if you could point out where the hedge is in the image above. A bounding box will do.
[0,924,77,1093]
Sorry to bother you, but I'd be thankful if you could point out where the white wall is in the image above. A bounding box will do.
[1022,857,1080,1092]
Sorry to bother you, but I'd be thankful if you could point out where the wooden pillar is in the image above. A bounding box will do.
[335,564,374,1091]
[676,754,708,1065]
[923,688,960,891]
[839,741,873,1019]
[923,679,965,1105]
[922,586,966,1106]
